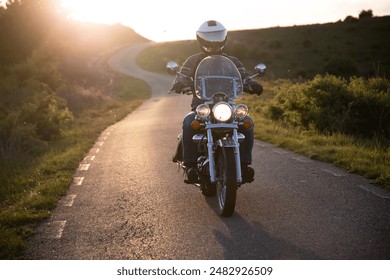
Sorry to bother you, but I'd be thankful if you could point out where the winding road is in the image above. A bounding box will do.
[25,43,390,260]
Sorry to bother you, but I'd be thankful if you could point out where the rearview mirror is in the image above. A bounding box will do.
[166,61,180,75]
[254,63,266,75]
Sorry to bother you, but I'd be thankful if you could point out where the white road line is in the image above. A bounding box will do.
[79,164,90,171]
[255,142,271,147]
[55,221,66,239]
[359,185,390,199]
[84,155,95,161]
[272,149,289,155]
[95,148,100,154]
[73,177,84,186]
[320,168,347,177]
[62,195,77,206]
[96,141,104,147]
[44,220,67,239]
[292,156,313,163]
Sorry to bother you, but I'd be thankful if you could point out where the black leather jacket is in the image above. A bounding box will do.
[171,52,262,110]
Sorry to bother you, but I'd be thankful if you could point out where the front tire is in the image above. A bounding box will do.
[216,147,237,217]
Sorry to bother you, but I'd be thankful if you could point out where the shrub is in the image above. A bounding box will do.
[0,78,73,157]
[10,50,62,91]
[348,77,390,137]
[344,15,358,23]
[265,75,390,138]
[359,9,373,19]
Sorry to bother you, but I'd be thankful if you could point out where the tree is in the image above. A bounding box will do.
[358,9,373,19]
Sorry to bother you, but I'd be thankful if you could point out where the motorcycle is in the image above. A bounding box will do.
[167,55,266,217]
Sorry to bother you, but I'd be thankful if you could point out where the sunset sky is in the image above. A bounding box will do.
[61,0,390,42]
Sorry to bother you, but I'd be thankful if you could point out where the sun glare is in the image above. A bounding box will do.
[60,0,198,42]
[61,0,121,25]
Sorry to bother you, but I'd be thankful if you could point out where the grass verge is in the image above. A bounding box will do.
[242,81,390,189]
[0,75,151,259]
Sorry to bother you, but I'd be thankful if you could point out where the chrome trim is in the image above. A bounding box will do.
[233,129,242,183]
[237,133,245,142]
[192,134,207,143]
[193,133,243,143]
[206,123,238,129]
[207,128,216,183]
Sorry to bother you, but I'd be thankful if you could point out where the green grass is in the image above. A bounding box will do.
[0,76,151,259]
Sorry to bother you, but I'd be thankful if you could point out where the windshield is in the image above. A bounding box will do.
[194,55,243,100]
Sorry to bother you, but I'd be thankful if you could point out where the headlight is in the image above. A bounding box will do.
[212,102,232,122]
[196,104,210,118]
[234,104,249,119]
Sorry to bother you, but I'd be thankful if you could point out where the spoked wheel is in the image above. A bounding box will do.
[216,147,237,217]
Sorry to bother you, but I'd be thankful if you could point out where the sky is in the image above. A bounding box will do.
[61,0,390,42]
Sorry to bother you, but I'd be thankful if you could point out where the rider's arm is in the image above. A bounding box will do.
[170,53,204,94]
[229,55,263,95]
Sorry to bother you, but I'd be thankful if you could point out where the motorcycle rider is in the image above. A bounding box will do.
[171,20,263,183]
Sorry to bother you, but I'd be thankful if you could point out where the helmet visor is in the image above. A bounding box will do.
[197,29,227,43]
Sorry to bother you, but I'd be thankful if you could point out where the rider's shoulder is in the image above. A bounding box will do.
[224,54,242,64]
[182,52,207,69]
[185,52,206,62]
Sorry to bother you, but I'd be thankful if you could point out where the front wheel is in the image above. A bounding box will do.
[216,147,237,217]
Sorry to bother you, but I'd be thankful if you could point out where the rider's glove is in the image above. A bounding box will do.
[170,81,184,93]
[244,80,263,95]
[170,81,192,94]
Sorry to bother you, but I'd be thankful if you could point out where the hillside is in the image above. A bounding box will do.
[229,16,390,78]
[137,16,390,79]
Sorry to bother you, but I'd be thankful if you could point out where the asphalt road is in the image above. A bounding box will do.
[25,43,390,260]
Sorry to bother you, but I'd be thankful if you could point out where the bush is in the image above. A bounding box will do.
[348,77,390,137]
[344,15,358,23]
[265,75,390,138]
[10,50,62,91]
[359,9,373,19]
[0,77,73,157]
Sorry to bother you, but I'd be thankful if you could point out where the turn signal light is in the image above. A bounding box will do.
[242,120,252,129]
[191,120,201,130]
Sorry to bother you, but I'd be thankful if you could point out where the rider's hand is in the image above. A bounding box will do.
[170,81,184,93]
[170,81,192,94]
[181,87,192,95]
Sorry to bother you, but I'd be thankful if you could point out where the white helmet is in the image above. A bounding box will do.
[196,20,227,54]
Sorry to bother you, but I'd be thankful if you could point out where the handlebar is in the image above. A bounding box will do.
[168,87,193,95]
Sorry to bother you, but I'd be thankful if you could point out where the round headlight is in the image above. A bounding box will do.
[234,104,249,119]
[212,102,232,122]
[196,104,210,118]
